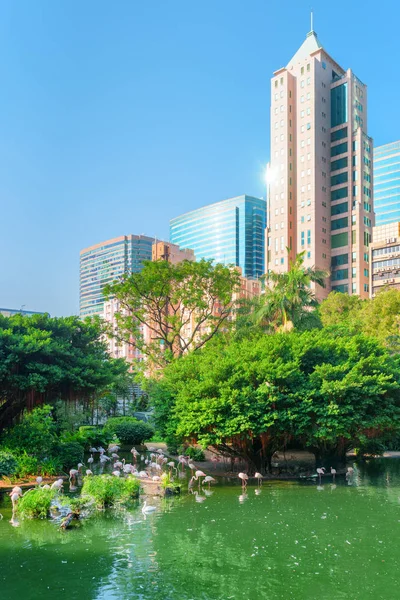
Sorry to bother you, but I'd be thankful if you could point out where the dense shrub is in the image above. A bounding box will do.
[182,446,206,461]
[15,452,40,477]
[103,417,154,445]
[1,405,56,457]
[61,426,115,449]
[17,488,57,519]
[0,451,18,477]
[81,474,140,508]
[54,441,84,470]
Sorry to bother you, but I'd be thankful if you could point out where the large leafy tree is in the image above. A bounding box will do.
[0,313,129,430]
[320,289,400,350]
[104,259,241,369]
[151,329,400,471]
[255,250,327,332]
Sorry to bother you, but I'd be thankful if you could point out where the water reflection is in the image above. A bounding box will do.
[0,459,400,599]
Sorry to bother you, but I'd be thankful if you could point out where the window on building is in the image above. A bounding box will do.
[331,231,349,248]
[307,230,311,245]
[301,67,304,75]
[331,127,348,142]
[331,157,348,172]
[301,216,305,223]
[331,268,349,281]
[331,142,348,157]
[331,83,348,127]
[331,201,348,216]
[331,253,348,267]
[301,231,305,246]
[331,217,348,231]
[331,172,348,186]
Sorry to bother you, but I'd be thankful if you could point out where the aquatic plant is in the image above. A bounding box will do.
[81,475,141,509]
[17,488,57,519]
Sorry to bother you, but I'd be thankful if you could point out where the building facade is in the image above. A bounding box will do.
[80,235,155,317]
[266,28,374,299]
[170,195,266,279]
[370,222,400,296]
[0,308,45,317]
[152,241,195,263]
[374,141,400,226]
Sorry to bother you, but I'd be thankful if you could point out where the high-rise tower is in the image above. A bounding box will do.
[266,25,374,298]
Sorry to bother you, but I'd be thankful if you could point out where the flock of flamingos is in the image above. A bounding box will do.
[6,443,356,516]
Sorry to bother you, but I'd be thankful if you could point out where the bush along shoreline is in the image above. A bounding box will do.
[14,475,141,524]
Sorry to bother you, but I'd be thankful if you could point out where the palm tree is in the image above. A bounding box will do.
[255,250,328,332]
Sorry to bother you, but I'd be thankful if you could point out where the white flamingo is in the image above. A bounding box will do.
[51,479,64,492]
[86,469,93,476]
[9,486,23,511]
[254,472,263,486]
[88,454,94,466]
[330,467,337,482]
[112,470,121,477]
[69,469,79,484]
[36,476,43,486]
[238,472,248,489]
[316,467,326,483]
[202,476,216,488]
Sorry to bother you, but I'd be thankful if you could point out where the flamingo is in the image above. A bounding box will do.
[9,486,23,511]
[238,472,248,489]
[152,475,161,482]
[202,476,216,489]
[142,501,156,514]
[316,467,325,483]
[88,454,94,466]
[188,462,196,474]
[69,469,79,484]
[112,470,121,477]
[111,453,119,459]
[194,470,206,488]
[86,469,93,476]
[254,472,263,486]
[89,447,97,453]
[77,463,84,472]
[51,478,64,492]
[36,476,43,486]
[330,467,337,482]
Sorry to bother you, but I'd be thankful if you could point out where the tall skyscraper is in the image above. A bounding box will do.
[80,234,155,317]
[266,26,374,298]
[374,141,400,226]
[170,195,266,279]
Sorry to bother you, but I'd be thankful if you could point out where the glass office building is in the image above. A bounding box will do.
[170,195,266,278]
[80,234,154,317]
[374,141,400,226]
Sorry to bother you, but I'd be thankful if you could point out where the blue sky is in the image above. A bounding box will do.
[0,0,397,316]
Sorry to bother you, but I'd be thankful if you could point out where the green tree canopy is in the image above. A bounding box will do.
[0,313,129,430]
[151,328,400,471]
[319,289,400,349]
[104,258,241,369]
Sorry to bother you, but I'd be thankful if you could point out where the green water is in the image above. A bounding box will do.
[1,460,399,600]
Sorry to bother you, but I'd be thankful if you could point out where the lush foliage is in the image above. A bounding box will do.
[0,313,130,429]
[0,450,18,477]
[319,289,400,349]
[81,474,141,508]
[151,329,400,471]
[254,251,327,332]
[104,258,241,368]
[103,417,154,445]
[2,404,57,456]
[182,446,206,461]
[17,487,57,519]
[54,441,84,470]
[61,426,115,449]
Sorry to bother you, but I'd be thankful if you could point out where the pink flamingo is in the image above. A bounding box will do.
[194,470,206,488]
[316,467,325,483]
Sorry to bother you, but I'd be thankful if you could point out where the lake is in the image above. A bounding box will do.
[1,459,399,600]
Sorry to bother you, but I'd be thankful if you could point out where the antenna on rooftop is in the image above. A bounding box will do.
[310,9,314,32]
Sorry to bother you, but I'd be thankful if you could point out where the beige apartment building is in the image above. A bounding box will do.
[152,241,195,263]
[370,222,400,296]
[266,27,374,299]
